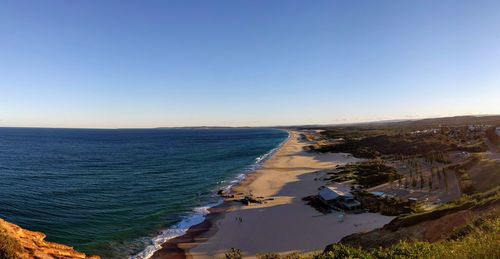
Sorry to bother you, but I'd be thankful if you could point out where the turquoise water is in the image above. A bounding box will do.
[0,128,288,258]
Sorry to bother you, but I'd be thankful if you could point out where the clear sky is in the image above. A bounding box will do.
[1,1,499,128]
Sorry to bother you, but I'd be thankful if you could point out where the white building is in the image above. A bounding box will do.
[318,183,361,211]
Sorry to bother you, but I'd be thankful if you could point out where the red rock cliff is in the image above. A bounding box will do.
[0,218,99,259]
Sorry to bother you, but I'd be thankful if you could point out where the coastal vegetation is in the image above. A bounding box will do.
[449,155,500,195]
[0,224,24,259]
[385,186,499,231]
[353,191,416,216]
[485,126,500,145]
[309,116,500,159]
[327,160,400,188]
[466,159,500,193]
[313,132,453,158]
[307,116,500,213]
[322,220,499,259]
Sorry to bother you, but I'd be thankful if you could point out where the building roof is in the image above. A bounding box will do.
[319,183,352,201]
[371,191,385,197]
[343,199,361,208]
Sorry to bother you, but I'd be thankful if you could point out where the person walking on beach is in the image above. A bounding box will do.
[337,212,344,222]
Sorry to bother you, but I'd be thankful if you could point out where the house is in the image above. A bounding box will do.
[318,183,361,211]
[371,191,386,198]
[408,198,419,205]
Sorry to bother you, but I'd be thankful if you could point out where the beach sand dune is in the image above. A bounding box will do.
[186,131,394,258]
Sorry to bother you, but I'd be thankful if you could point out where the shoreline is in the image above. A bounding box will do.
[149,203,230,259]
[148,129,290,259]
[153,130,393,258]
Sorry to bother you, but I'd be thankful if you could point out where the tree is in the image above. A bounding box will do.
[225,248,242,259]
[437,167,442,184]
[443,169,449,193]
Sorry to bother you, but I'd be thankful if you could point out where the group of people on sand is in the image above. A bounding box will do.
[235,216,243,223]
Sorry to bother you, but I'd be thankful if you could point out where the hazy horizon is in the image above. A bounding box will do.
[0,113,498,130]
[2,1,500,128]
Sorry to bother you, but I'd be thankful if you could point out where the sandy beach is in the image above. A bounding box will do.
[153,130,394,258]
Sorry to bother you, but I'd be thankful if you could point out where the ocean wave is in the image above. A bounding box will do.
[130,200,222,259]
[252,130,289,169]
[132,130,290,258]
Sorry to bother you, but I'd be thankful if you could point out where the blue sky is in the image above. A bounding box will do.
[1,1,499,128]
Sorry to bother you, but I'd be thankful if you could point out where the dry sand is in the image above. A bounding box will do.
[187,131,394,258]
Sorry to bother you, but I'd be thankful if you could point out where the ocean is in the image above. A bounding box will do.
[0,127,288,258]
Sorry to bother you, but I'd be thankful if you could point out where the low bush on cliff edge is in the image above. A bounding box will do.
[0,225,24,259]
[321,217,500,259]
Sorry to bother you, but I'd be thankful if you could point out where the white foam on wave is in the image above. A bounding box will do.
[130,200,222,259]
[225,132,289,191]
[133,130,290,258]
[251,130,289,170]
[230,173,247,184]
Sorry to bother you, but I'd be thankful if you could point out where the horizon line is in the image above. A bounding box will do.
[1,114,499,130]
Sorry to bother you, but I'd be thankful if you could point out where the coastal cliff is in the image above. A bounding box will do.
[0,218,99,259]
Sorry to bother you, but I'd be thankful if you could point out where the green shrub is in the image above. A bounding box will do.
[257,253,281,259]
[320,218,499,258]
[257,252,316,259]
[329,160,400,188]
[225,248,242,259]
[318,244,372,258]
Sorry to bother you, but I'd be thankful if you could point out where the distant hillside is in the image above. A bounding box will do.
[296,115,500,130]
[392,115,500,128]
